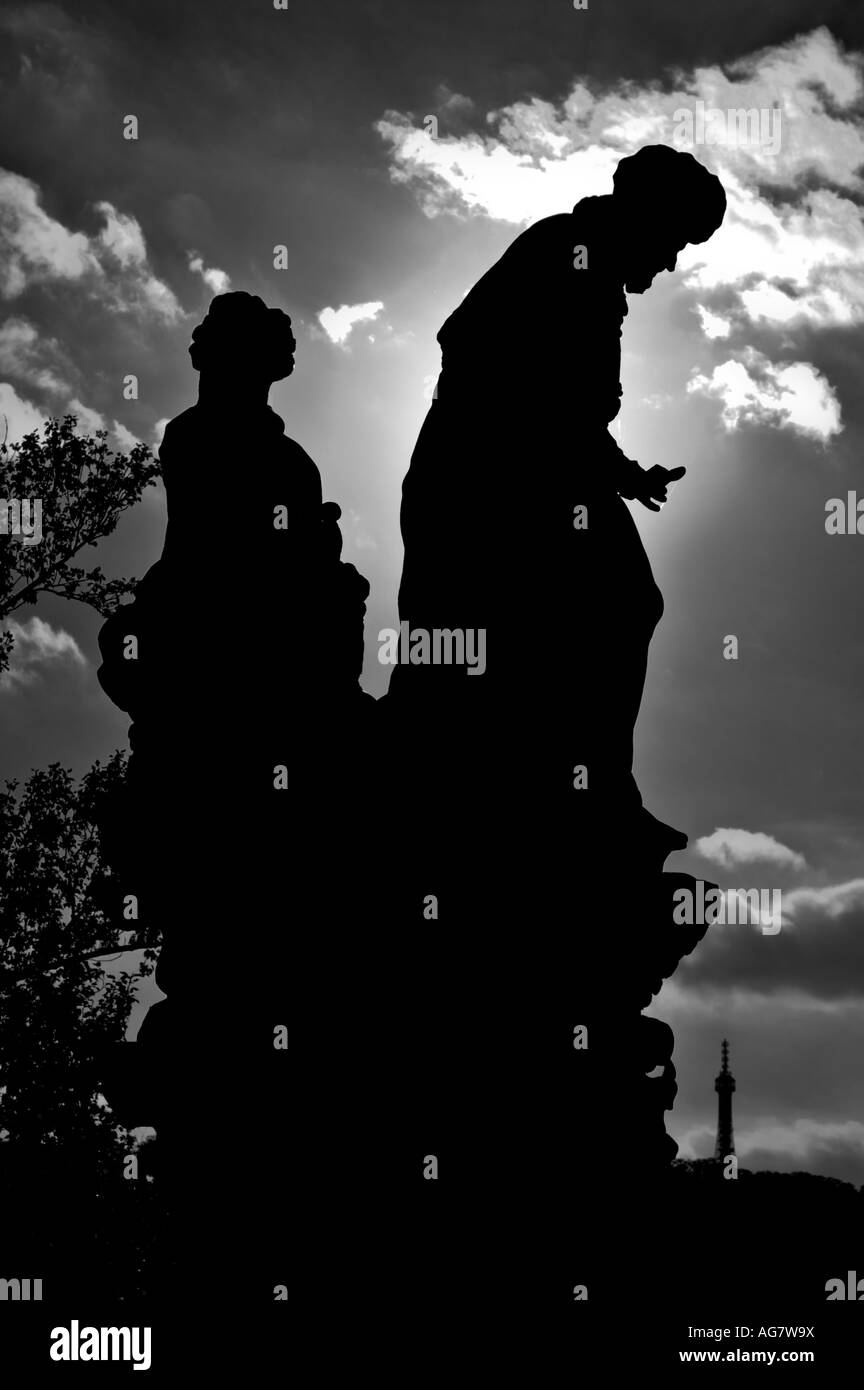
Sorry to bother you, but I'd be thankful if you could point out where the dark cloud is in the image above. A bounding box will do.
[678,881,864,999]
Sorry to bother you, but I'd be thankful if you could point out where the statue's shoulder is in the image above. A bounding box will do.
[520,211,574,243]
[159,405,199,439]
[276,430,323,505]
[489,213,576,272]
[440,211,581,350]
[277,427,317,469]
[156,405,202,465]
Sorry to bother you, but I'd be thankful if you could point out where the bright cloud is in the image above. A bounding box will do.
[678,175,864,331]
[95,203,148,267]
[697,306,732,340]
[688,349,842,440]
[0,170,99,294]
[0,617,86,690]
[0,317,71,395]
[376,27,864,437]
[67,396,106,434]
[0,170,182,320]
[65,398,136,449]
[0,318,145,448]
[695,827,807,871]
[0,380,141,449]
[378,101,619,223]
[0,381,45,443]
[188,252,231,295]
[317,301,384,346]
[112,420,141,451]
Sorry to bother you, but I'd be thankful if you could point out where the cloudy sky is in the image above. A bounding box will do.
[2,1,864,1181]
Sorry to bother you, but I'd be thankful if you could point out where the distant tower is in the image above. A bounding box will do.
[714,1038,736,1159]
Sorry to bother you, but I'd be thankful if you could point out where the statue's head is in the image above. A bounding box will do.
[607,145,726,294]
[189,291,296,385]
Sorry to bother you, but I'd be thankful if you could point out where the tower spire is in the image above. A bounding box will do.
[714,1037,736,1160]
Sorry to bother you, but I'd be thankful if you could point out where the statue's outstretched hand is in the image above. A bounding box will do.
[629,464,686,512]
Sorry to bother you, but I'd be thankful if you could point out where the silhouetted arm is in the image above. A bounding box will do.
[598,434,686,511]
[592,431,643,494]
[602,439,645,497]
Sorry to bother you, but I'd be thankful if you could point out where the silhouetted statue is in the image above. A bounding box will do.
[381,147,728,1324]
[99,292,369,754]
[392,144,726,865]
[96,291,374,1321]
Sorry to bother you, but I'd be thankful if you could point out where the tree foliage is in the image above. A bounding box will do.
[0,414,160,677]
[0,752,159,1149]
